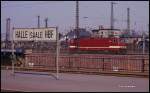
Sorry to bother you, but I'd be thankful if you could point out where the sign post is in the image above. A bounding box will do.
[56,27,59,80]
[11,40,15,75]
[11,27,15,75]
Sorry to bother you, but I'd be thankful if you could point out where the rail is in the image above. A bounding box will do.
[23,54,149,75]
[1,53,149,77]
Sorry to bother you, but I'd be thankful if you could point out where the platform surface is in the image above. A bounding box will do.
[1,70,149,92]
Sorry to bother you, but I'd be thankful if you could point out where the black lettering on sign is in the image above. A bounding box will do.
[15,31,20,38]
[29,31,43,38]
[45,30,53,38]
[24,31,28,38]
[15,30,28,38]
[35,31,42,38]
[29,32,34,38]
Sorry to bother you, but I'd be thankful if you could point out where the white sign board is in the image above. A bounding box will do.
[13,27,57,41]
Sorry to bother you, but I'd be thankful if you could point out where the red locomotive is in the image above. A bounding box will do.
[68,37,127,54]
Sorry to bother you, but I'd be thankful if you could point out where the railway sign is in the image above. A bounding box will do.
[13,27,57,41]
[11,27,60,80]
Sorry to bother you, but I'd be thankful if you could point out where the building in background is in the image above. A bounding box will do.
[91,26,122,38]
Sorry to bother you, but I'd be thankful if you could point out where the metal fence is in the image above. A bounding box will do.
[20,53,149,74]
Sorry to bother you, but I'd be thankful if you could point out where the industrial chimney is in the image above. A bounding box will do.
[45,18,48,28]
[5,18,10,48]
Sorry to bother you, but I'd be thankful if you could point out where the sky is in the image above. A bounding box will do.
[1,1,149,40]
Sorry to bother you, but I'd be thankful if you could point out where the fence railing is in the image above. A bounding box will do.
[23,53,149,74]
